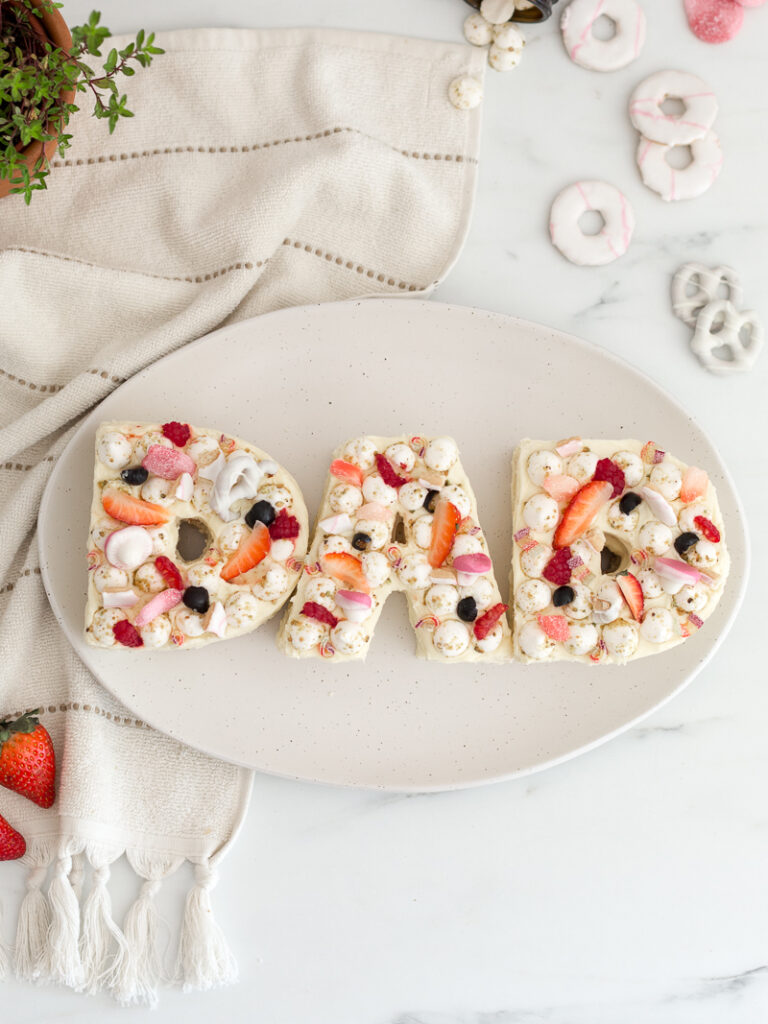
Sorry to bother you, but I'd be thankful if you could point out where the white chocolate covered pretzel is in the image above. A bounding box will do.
[690,300,764,375]
[671,263,743,327]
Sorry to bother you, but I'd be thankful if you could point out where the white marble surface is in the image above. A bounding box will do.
[6,0,768,1020]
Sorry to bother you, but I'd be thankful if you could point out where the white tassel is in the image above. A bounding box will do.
[14,841,54,982]
[176,860,238,992]
[68,850,86,902]
[45,844,85,989]
[0,903,8,980]
[79,845,128,995]
[112,850,182,1008]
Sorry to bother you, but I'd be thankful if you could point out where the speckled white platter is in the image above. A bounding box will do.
[38,301,748,791]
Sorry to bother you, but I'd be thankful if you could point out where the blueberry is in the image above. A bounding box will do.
[674,532,699,556]
[423,489,439,513]
[619,492,642,515]
[183,586,210,614]
[121,466,148,486]
[553,585,575,607]
[456,596,477,622]
[352,532,371,552]
[245,500,275,529]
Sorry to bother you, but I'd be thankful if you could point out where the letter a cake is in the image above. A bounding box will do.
[277,435,511,662]
[510,438,730,664]
[85,421,308,649]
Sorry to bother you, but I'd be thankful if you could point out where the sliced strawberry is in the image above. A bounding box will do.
[537,614,570,642]
[102,488,170,526]
[220,521,271,581]
[428,498,461,568]
[155,555,183,589]
[680,466,709,503]
[694,515,720,543]
[616,571,644,622]
[330,459,364,487]
[474,602,508,640]
[553,480,612,549]
[321,552,370,594]
[542,474,580,503]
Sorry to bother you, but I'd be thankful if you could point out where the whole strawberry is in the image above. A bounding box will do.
[0,709,55,808]
[0,813,26,861]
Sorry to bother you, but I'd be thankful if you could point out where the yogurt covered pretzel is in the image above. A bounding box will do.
[561,0,646,72]
[549,180,635,266]
[691,300,764,375]
[629,70,718,145]
[636,129,722,202]
[671,262,743,327]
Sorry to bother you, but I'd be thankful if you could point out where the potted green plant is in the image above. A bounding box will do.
[0,0,162,202]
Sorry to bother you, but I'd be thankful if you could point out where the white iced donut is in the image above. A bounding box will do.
[636,130,723,202]
[629,70,717,145]
[561,0,646,72]
[549,181,635,266]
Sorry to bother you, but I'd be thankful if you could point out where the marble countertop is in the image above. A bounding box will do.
[9,0,768,1021]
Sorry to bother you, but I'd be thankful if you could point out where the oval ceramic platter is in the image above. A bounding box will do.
[38,301,748,791]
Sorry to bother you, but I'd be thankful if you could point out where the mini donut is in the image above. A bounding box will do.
[629,70,718,145]
[86,421,308,649]
[636,129,722,201]
[549,180,635,266]
[511,437,731,665]
[561,0,646,72]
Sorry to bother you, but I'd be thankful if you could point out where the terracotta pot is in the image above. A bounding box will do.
[0,0,75,199]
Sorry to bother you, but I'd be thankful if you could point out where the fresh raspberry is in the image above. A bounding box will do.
[155,555,183,589]
[161,421,191,447]
[374,452,409,489]
[113,620,144,647]
[542,547,572,585]
[473,602,508,640]
[593,458,625,499]
[694,515,721,543]
[269,509,300,540]
[537,614,570,642]
[301,602,339,628]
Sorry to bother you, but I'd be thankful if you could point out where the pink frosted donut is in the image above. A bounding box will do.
[636,130,723,202]
[561,0,646,72]
[629,70,717,145]
[549,180,635,266]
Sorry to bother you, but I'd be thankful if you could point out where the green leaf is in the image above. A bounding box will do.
[104,47,117,73]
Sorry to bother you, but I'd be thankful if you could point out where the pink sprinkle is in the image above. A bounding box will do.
[688,613,704,629]
[653,449,666,464]
[514,527,531,542]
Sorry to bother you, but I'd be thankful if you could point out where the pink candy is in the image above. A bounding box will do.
[654,557,701,585]
[142,444,196,481]
[555,437,582,458]
[134,587,183,627]
[452,553,492,576]
[542,474,581,503]
[356,502,392,522]
[336,589,373,623]
[684,0,744,43]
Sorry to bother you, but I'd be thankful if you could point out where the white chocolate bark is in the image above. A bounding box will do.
[277,436,512,663]
[511,438,730,665]
[85,421,308,649]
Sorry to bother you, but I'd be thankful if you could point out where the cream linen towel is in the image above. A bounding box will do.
[0,26,484,1005]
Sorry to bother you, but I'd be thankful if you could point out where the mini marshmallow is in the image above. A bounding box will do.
[527,449,564,486]
[433,620,470,658]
